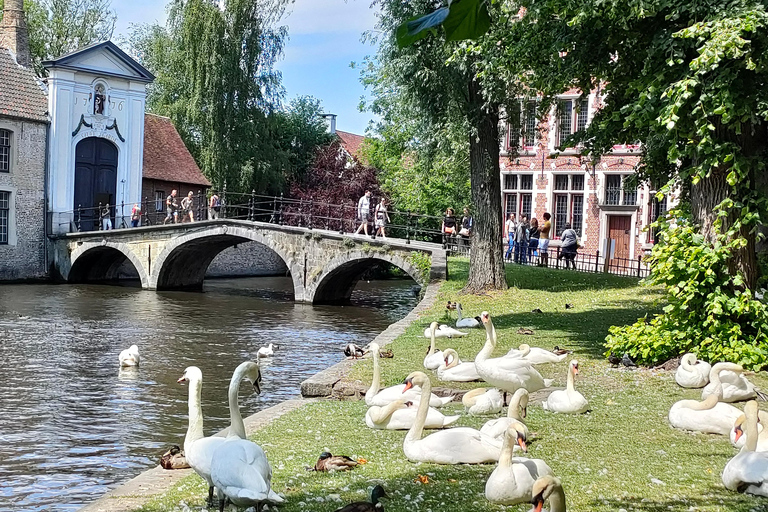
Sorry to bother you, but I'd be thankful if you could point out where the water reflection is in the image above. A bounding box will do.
[0,277,417,511]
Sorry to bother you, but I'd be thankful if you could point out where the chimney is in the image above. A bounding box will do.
[321,113,337,135]
[0,0,30,67]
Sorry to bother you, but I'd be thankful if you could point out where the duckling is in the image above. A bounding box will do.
[159,445,190,470]
[312,452,360,472]
[378,348,394,359]
[517,328,535,335]
[334,485,387,512]
[344,344,366,358]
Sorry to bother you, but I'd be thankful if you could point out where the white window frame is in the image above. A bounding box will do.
[502,173,534,221]
[604,174,638,206]
[552,173,585,237]
[155,190,165,212]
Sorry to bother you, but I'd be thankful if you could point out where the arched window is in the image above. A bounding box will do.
[0,129,10,173]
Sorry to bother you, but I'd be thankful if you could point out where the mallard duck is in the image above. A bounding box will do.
[118,345,140,367]
[160,445,190,470]
[553,346,572,356]
[344,343,365,358]
[334,485,387,512]
[378,348,394,359]
[516,328,535,335]
[313,452,360,472]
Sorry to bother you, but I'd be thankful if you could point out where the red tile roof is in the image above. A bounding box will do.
[0,49,47,122]
[142,114,211,187]
[336,130,365,160]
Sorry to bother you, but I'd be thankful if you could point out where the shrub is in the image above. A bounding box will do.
[408,251,432,285]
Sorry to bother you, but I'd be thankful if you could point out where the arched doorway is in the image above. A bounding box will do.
[74,137,118,231]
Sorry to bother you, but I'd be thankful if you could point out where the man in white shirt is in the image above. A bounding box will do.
[355,190,372,235]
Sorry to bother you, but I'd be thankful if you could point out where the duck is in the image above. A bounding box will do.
[702,362,765,403]
[118,345,140,367]
[401,371,502,464]
[160,445,190,470]
[530,475,567,512]
[675,353,711,388]
[456,303,481,328]
[731,409,768,451]
[543,360,589,414]
[484,424,553,505]
[504,344,568,365]
[378,348,394,359]
[553,346,572,356]
[334,485,387,512]
[723,400,768,496]
[437,349,482,382]
[365,399,460,430]
[668,381,742,435]
[256,343,277,358]
[365,342,452,408]
[313,452,359,472]
[344,343,366,358]
[423,322,445,370]
[462,388,504,416]
[481,388,530,440]
[422,324,467,338]
[475,312,551,393]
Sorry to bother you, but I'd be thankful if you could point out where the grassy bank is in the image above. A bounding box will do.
[138,260,768,512]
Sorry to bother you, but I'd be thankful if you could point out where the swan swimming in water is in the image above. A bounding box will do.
[118,345,140,367]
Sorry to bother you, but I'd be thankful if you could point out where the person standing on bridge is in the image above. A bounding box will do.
[181,191,195,223]
[164,190,178,224]
[209,191,221,220]
[355,190,372,236]
[131,203,141,228]
[374,197,390,239]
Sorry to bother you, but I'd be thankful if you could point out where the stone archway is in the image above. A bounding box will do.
[68,242,149,287]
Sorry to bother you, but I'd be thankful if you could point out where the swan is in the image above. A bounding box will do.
[475,312,551,393]
[210,361,283,510]
[668,382,742,435]
[118,345,140,367]
[402,371,502,464]
[365,399,460,430]
[423,324,468,338]
[437,348,481,382]
[463,388,504,416]
[481,388,529,440]
[423,322,445,370]
[723,400,768,496]
[675,353,711,388]
[456,303,481,328]
[543,360,589,414]
[731,409,768,450]
[702,362,764,403]
[530,475,567,512]
[504,344,568,365]
[484,424,553,505]
[365,342,452,408]
[256,343,276,358]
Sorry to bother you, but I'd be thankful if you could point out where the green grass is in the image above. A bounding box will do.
[137,259,768,512]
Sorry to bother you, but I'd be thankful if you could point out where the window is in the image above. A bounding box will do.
[556,97,590,148]
[502,173,534,221]
[604,175,638,206]
[552,174,585,236]
[0,129,10,173]
[0,191,9,244]
[155,191,164,212]
[649,194,668,244]
[576,98,589,132]
[508,100,538,149]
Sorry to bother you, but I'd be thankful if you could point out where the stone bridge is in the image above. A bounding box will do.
[50,219,447,303]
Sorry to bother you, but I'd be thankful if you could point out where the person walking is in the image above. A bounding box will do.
[130,203,141,228]
[164,190,179,224]
[355,190,372,235]
[374,197,390,239]
[515,216,530,264]
[504,213,516,262]
[181,191,195,223]
[538,212,552,266]
[528,217,540,262]
[209,191,221,220]
[559,223,579,270]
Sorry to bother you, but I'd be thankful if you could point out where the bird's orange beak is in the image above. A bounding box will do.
[403,379,413,393]
[177,376,186,384]
[533,500,544,512]
[517,437,528,453]
[734,424,744,443]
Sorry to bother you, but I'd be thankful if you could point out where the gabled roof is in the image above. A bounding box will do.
[0,49,48,122]
[143,114,211,187]
[336,130,366,161]
[42,41,154,83]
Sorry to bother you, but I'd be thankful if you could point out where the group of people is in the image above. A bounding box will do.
[441,207,473,239]
[504,212,580,269]
[355,190,392,239]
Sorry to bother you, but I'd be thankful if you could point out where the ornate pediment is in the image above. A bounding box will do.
[42,41,154,83]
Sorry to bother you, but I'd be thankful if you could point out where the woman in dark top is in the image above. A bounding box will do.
[442,208,458,235]
[559,223,579,269]
[528,217,540,261]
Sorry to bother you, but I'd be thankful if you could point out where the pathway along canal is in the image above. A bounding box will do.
[0,277,419,511]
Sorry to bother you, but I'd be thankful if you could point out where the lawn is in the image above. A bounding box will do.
[137,260,768,512]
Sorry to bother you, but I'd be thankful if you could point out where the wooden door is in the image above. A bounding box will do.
[74,137,118,230]
[608,215,631,267]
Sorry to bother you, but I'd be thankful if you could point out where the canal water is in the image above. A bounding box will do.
[0,277,419,512]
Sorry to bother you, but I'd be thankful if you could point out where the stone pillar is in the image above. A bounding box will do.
[0,0,30,68]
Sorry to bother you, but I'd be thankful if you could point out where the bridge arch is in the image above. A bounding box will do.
[149,225,304,296]
[308,250,424,304]
[68,242,149,287]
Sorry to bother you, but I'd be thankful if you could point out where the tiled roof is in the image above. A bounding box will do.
[0,50,47,122]
[143,114,211,187]
[336,130,365,161]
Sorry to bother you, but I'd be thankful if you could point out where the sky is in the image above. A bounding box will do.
[112,0,380,136]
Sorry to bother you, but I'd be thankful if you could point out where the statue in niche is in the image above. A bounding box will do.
[94,84,106,115]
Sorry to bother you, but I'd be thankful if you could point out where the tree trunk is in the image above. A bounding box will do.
[463,76,507,293]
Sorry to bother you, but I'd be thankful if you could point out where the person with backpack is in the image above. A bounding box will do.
[209,191,221,220]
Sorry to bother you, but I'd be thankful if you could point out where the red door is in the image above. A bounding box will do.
[608,215,631,267]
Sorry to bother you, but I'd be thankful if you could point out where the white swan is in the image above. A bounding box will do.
[118,345,140,367]
[702,362,762,403]
[365,399,460,430]
[402,371,502,464]
[463,388,503,416]
[481,389,529,440]
[530,475,567,512]
[423,322,445,370]
[668,382,742,435]
[723,400,768,496]
[475,312,551,393]
[423,324,468,338]
[731,409,768,450]
[256,343,276,358]
[485,424,553,505]
[365,342,452,408]
[504,344,568,365]
[456,303,481,328]
[543,360,589,414]
[675,353,711,388]
[437,348,481,382]
[210,361,283,509]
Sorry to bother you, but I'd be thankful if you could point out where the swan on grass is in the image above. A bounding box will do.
[365,342,452,408]
[455,303,481,328]
[723,400,768,497]
[530,475,566,512]
[119,345,140,367]
[675,353,711,389]
[463,388,503,416]
[437,348,481,382]
[481,389,529,440]
[484,424,553,505]
[423,322,445,370]
[702,362,765,403]
[543,360,589,414]
[668,381,742,435]
[423,324,467,339]
[365,399,459,430]
[402,371,502,464]
[475,312,552,393]
[210,363,283,510]
[731,409,768,449]
[504,344,568,365]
